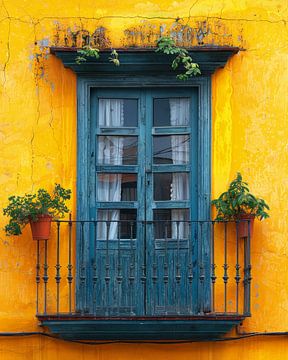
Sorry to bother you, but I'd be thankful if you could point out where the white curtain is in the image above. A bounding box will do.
[97,99,124,239]
[170,98,190,239]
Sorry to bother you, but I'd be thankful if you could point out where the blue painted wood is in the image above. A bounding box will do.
[91,88,144,316]
[77,78,212,317]
[97,128,139,135]
[96,202,137,209]
[153,202,190,209]
[144,88,198,315]
[96,165,138,173]
[51,47,239,76]
[144,89,154,315]
[76,77,92,312]
[152,165,190,172]
[153,127,190,134]
[40,317,245,340]
[197,77,212,313]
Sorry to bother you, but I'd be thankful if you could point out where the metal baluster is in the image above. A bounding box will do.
[92,221,98,315]
[42,239,48,315]
[105,221,110,316]
[211,221,216,313]
[235,221,241,314]
[164,221,169,315]
[244,220,252,315]
[67,216,73,314]
[141,221,147,314]
[117,221,122,316]
[188,222,193,314]
[80,221,86,314]
[223,222,229,314]
[176,221,181,315]
[152,222,157,315]
[199,221,205,315]
[36,240,40,315]
[55,221,61,314]
[129,221,135,315]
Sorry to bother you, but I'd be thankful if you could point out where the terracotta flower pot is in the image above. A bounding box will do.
[237,214,254,238]
[29,214,52,240]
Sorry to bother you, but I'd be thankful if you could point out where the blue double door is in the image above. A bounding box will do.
[88,87,200,316]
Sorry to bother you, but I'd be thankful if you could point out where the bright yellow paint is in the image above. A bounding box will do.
[0,0,288,358]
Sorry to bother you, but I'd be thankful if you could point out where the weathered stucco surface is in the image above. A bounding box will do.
[0,0,288,358]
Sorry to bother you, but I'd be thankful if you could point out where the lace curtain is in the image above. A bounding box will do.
[97,99,124,239]
[170,98,190,239]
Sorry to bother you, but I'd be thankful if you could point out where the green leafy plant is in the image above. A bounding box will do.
[75,45,100,64]
[155,36,201,80]
[75,45,120,66]
[109,49,120,66]
[211,173,269,221]
[3,184,71,236]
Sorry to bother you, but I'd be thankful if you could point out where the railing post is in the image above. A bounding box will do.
[164,221,169,315]
[129,221,135,316]
[210,221,216,313]
[198,221,205,315]
[79,221,86,314]
[67,215,73,314]
[104,221,110,316]
[116,221,122,316]
[92,220,98,315]
[36,240,40,315]
[176,221,181,315]
[42,239,48,315]
[188,221,194,315]
[222,222,229,314]
[235,221,240,314]
[244,220,252,316]
[55,221,61,314]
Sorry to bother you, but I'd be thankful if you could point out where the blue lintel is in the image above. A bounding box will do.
[50,46,240,76]
[38,316,245,340]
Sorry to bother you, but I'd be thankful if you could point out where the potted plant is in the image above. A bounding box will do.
[3,184,71,240]
[211,173,269,238]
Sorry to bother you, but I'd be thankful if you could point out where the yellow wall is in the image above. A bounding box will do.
[1,0,288,358]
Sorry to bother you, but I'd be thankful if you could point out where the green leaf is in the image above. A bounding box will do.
[211,173,269,221]
[155,36,200,81]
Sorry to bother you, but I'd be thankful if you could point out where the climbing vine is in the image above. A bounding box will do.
[75,45,120,66]
[74,36,200,80]
[155,36,201,80]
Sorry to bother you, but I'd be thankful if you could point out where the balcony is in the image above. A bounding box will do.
[36,219,252,340]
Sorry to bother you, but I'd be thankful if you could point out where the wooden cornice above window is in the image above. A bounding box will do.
[50,47,240,76]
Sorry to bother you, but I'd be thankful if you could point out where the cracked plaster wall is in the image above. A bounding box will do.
[0,0,288,358]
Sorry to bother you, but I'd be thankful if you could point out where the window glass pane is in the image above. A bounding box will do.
[99,99,138,127]
[153,135,189,164]
[97,136,138,165]
[154,173,189,201]
[153,98,190,126]
[153,209,189,239]
[97,174,137,201]
[123,99,138,127]
[97,209,137,239]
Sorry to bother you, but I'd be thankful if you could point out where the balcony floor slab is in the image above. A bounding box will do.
[38,315,246,340]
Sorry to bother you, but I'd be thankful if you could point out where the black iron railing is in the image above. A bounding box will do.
[35,218,251,318]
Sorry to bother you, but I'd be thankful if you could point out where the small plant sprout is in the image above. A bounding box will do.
[109,49,120,66]
[75,46,120,66]
[155,36,201,80]
[75,45,100,64]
